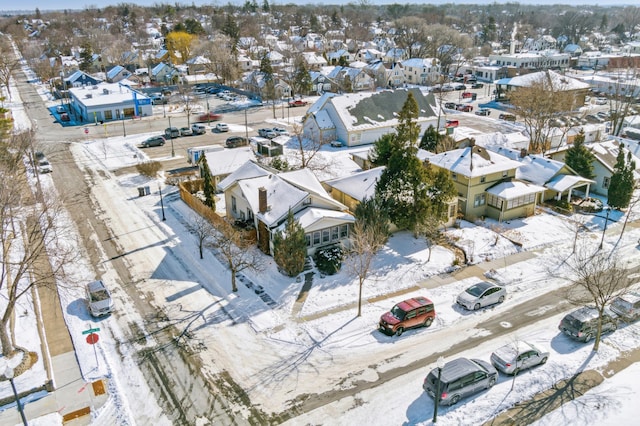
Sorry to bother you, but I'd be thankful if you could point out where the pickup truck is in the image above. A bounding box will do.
[288,99,308,107]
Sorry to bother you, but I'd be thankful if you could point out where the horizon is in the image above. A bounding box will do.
[2,0,637,14]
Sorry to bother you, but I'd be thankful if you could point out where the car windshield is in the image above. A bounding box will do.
[90,289,110,302]
[390,305,407,320]
[465,284,487,297]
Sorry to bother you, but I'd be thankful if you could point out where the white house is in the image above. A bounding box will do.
[400,58,440,85]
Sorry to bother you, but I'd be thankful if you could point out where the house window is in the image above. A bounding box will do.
[322,229,330,243]
[474,193,486,207]
[506,193,537,209]
[449,204,456,218]
[332,226,339,241]
[340,224,348,238]
[231,196,237,213]
[313,231,321,245]
[305,234,311,247]
[487,194,503,209]
[603,176,611,189]
[104,110,113,120]
[451,172,457,180]
[502,171,508,178]
[480,175,486,183]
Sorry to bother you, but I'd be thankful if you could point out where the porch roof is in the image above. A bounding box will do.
[486,179,546,200]
[545,174,595,192]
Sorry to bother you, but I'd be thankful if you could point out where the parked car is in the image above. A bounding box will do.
[288,99,308,107]
[191,123,206,135]
[441,84,455,92]
[60,112,70,122]
[164,127,180,139]
[56,105,65,114]
[179,127,193,137]
[475,108,491,116]
[34,151,46,160]
[86,279,114,317]
[558,306,618,342]
[330,140,342,148]
[595,97,608,105]
[225,136,248,148]
[445,119,459,128]
[456,281,506,310]
[461,91,474,99]
[198,112,222,122]
[454,83,466,90]
[37,160,53,173]
[140,136,166,148]
[456,104,473,112]
[444,102,456,110]
[150,93,167,105]
[610,292,640,322]
[471,83,485,89]
[378,296,436,336]
[423,358,498,406]
[499,113,516,122]
[215,122,230,132]
[258,128,277,139]
[272,127,289,136]
[490,341,549,375]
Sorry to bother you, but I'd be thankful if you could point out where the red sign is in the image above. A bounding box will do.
[86,333,99,345]
[84,127,89,134]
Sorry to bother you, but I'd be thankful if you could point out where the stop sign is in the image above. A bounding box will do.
[84,127,89,134]
[86,333,99,345]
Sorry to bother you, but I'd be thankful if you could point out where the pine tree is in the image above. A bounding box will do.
[354,196,390,244]
[79,42,94,72]
[420,124,440,152]
[292,58,312,96]
[608,145,636,209]
[222,14,240,42]
[368,133,395,167]
[273,210,307,277]
[565,130,596,179]
[201,157,216,210]
[395,91,420,147]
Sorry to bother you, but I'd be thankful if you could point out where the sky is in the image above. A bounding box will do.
[2,47,640,425]
[2,0,637,14]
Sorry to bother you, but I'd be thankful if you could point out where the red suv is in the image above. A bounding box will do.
[379,296,436,336]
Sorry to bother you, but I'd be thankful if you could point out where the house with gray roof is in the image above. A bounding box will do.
[106,65,131,83]
[302,88,439,147]
[326,66,373,92]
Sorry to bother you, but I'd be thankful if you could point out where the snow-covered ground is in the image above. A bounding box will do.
[2,67,640,425]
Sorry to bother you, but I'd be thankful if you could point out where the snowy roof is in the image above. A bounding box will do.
[326,88,437,132]
[202,147,256,177]
[485,179,546,200]
[312,109,336,130]
[490,146,569,185]
[279,168,330,197]
[69,82,149,107]
[588,139,640,174]
[401,58,437,68]
[324,167,384,202]
[106,65,126,80]
[293,207,355,230]
[186,56,211,65]
[500,70,590,91]
[545,174,594,192]
[307,92,338,116]
[217,160,270,192]
[427,146,522,178]
[238,174,308,227]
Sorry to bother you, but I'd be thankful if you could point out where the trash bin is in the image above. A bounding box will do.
[144,186,151,195]
[138,187,145,197]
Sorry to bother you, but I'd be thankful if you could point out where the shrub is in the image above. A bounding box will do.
[136,161,162,177]
[314,245,343,275]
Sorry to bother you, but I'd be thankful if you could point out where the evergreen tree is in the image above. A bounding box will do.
[395,91,420,147]
[273,210,307,277]
[222,14,240,42]
[201,157,216,210]
[79,42,94,72]
[262,0,270,12]
[368,133,395,167]
[260,53,274,80]
[338,56,349,67]
[292,58,312,96]
[565,130,596,179]
[354,196,390,245]
[420,125,440,152]
[608,145,636,209]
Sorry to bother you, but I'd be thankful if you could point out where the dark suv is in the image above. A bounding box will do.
[140,136,166,148]
[558,306,618,342]
[225,136,248,148]
[379,296,436,336]
[424,358,498,405]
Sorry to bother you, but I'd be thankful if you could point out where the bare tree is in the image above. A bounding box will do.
[606,66,640,137]
[209,224,262,292]
[562,245,634,351]
[1,132,80,356]
[290,123,330,170]
[189,214,215,260]
[0,38,21,101]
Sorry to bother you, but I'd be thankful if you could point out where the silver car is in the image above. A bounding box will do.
[86,280,114,317]
[490,341,549,375]
[457,281,506,310]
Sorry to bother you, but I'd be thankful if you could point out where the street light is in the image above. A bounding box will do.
[158,183,166,221]
[4,366,28,426]
[599,206,611,250]
[432,356,445,424]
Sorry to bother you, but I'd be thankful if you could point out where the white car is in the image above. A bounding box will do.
[86,280,114,317]
[456,281,506,310]
[490,341,549,375]
[215,122,229,132]
[595,97,608,105]
[272,127,289,136]
[37,160,53,173]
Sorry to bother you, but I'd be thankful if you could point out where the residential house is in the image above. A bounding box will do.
[494,70,590,104]
[327,49,351,65]
[356,48,384,63]
[237,55,255,73]
[326,66,373,92]
[218,163,355,256]
[303,88,439,147]
[362,60,388,89]
[302,52,328,71]
[63,70,102,88]
[198,147,257,188]
[386,62,405,88]
[106,65,132,83]
[185,56,211,75]
[151,62,179,84]
[400,58,441,85]
[384,48,407,64]
[426,144,546,222]
[563,44,583,57]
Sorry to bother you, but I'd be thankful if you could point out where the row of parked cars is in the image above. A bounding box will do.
[377,283,640,406]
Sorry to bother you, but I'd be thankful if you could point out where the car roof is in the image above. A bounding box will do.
[615,292,640,304]
[494,341,537,359]
[470,281,496,291]
[396,296,433,311]
[438,358,483,382]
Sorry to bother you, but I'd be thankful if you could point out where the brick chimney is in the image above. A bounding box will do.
[258,187,267,213]
[520,148,528,158]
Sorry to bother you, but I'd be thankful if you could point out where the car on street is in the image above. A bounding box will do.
[475,108,491,116]
[179,127,193,137]
[378,296,436,336]
[453,83,466,90]
[37,160,53,173]
[456,104,473,112]
[558,306,618,342]
[198,112,223,122]
[34,151,46,160]
[456,281,506,310]
[595,97,608,105]
[288,99,308,107]
[215,122,230,132]
[225,136,248,148]
[609,292,640,322]
[86,279,114,317]
[490,341,549,375]
[462,91,474,99]
[164,127,180,139]
[258,128,277,139]
[191,123,206,135]
[60,112,70,122]
[499,113,517,122]
[471,83,485,89]
[423,357,498,406]
[441,84,455,92]
[444,102,456,110]
[140,136,166,148]
[272,127,289,136]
